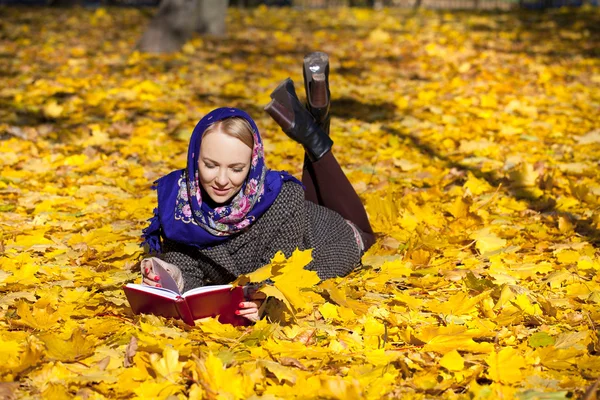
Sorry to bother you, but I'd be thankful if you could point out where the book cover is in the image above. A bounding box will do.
[124,263,249,326]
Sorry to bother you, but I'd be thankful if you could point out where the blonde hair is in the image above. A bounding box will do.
[203,117,254,149]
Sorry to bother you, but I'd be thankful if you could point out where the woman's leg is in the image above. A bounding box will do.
[264,70,375,249]
[301,165,319,205]
[304,151,375,250]
[302,155,320,204]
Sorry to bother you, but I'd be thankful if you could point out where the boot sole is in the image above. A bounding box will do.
[303,52,330,109]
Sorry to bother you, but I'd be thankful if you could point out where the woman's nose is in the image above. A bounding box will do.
[215,168,228,186]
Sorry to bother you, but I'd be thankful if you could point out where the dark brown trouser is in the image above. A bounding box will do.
[301,152,376,251]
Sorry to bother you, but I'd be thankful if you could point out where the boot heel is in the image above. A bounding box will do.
[303,51,331,134]
[303,52,329,108]
[309,74,327,108]
[264,99,294,132]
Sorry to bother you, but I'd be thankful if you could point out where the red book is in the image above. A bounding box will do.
[123,262,249,326]
[123,283,249,326]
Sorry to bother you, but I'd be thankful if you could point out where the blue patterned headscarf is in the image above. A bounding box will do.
[142,107,300,252]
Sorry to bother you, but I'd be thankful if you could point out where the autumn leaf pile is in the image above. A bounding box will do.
[1,5,600,399]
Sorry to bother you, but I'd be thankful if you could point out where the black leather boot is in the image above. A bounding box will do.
[264,78,333,162]
[303,51,331,135]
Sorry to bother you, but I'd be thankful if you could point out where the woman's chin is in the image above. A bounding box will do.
[207,189,236,205]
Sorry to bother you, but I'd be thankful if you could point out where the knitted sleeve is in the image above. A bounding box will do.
[236,181,308,268]
[264,192,307,261]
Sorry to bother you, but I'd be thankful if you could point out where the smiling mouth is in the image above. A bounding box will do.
[212,187,230,195]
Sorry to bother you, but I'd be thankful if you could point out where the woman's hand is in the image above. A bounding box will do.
[237,286,267,323]
[141,259,162,288]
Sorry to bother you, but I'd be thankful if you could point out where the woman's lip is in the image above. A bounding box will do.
[212,187,230,195]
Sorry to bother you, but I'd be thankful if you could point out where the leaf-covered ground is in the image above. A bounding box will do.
[1,5,600,399]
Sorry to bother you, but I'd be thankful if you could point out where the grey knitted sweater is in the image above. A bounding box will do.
[159,181,362,292]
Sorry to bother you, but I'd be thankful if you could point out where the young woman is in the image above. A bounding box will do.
[140,52,375,322]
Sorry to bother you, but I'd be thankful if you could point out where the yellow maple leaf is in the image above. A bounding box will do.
[15,302,60,331]
[363,315,386,337]
[40,328,96,362]
[43,101,64,118]
[364,349,400,367]
[379,259,412,277]
[132,381,182,399]
[84,125,110,147]
[471,227,507,254]
[393,292,423,310]
[440,349,465,371]
[510,163,539,188]
[536,346,585,370]
[418,325,494,354]
[318,375,363,399]
[268,249,319,313]
[464,173,494,195]
[428,290,491,316]
[578,256,600,271]
[239,261,274,284]
[486,347,525,383]
[259,284,293,313]
[318,302,339,321]
[511,294,543,316]
[10,336,45,378]
[195,352,252,399]
[0,339,22,374]
[447,195,473,219]
[555,249,580,264]
[12,229,54,248]
[368,28,391,43]
[42,383,71,399]
[4,262,41,285]
[149,346,183,383]
[320,280,371,315]
[258,359,298,384]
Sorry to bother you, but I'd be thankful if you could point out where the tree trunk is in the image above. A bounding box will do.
[137,0,228,54]
[195,0,229,35]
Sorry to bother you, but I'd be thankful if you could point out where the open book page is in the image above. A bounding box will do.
[182,284,233,298]
[124,284,180,300]
[152,261,181,293]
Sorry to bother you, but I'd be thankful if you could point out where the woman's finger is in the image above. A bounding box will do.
[142,266,158,280]
[143,278,160,287]
[236,307,258,316]
[242,312,259,322]
[238,301,258,310]
[237,308,256,316]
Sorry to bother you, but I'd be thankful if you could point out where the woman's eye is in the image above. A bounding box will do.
[205,164,216,169]
[232,168,244,173]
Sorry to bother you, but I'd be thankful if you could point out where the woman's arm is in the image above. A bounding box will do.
[157,239,207,292]
[254,182,309,265]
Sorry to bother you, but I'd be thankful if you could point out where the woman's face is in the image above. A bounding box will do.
[198,130,252,205]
